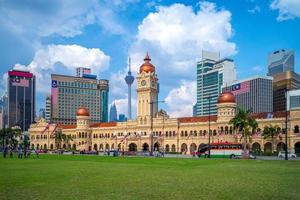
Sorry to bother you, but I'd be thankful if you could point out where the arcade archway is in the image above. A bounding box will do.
[129,143,137,152]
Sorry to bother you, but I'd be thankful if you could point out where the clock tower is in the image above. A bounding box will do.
[136,53,159,124]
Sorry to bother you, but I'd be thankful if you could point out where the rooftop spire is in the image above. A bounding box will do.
[144,52,151,62]
[128,56,131,72]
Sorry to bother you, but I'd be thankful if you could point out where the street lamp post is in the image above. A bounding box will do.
[285,89,289,160]
[149,100,165,156]
[208,96,211,158]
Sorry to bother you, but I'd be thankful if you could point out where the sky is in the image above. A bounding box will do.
[0,0,300,118]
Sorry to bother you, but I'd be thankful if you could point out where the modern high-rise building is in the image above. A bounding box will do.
[1,94,8,128]
[195,51,237,116]
[272,71,300,112]
[125,57,134,120]
[7,70,36,131]
[51,73,109,124]
[118,114,127,122]
[268,49,295,76]
[287,89,300,111]
[267,49,300,112]
[76,67,91,77]
[99,79,109,122]
[223,76,273,113]
[109,103,118,122]
[45,95,51,122]
[38,108,46,119]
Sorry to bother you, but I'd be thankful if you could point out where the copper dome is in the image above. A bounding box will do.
[140,52,155,73]
[217,92,236,104]
[76,107,90,116]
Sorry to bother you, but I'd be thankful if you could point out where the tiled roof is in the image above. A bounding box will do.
[90,122,117,128]
[178,115,217,123]
[251,111,289,119]
[57,124,77,129]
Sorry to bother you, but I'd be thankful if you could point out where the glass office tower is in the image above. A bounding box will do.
[8,70,36,131]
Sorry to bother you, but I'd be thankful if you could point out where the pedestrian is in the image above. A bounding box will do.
[3,146,8,158]
[9,147,13,158]
[18,146,23,159]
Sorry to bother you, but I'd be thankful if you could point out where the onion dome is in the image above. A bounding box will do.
[217,91,236,104]
[139,52,155,73]
[76,107,90,116]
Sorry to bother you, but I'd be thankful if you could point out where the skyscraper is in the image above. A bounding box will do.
[51,72,109,124]
[39,108,46,119]
[267,49,300,111]
[7,70,36,131]
[272,71,300,112]
[45,95,51,122]
[268,49,294,76]
[125,57,134,120]
[109,103,118,122]
[195,51,236,116]
[223,76,273,113]
[287,89,300,110]
[99,79,109,122]
[1,94,8,128]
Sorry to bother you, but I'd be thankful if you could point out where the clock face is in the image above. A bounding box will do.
[141,80,146,86]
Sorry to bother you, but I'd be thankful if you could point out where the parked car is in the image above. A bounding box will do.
[278,151,297,158]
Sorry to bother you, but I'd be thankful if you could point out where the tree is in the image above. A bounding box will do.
[0,127,22,150]
[229,107,258,158]
[53,129,72,150]
[262,125,281,153]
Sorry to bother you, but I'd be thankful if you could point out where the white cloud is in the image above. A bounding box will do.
[248,5,261,14]
[12,44,110,94]
[271,0,300,21]
[0,0,128,40]
[111,97,137,118]
[164,80,196,117]
[125,1,236,117]
[252,65,263,72]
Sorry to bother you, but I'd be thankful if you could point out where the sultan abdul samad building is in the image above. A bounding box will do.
[29,54,300,154]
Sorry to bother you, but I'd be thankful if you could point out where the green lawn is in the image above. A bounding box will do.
[0,155,300,200]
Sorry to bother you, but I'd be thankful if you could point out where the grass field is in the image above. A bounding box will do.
[1,155,300,200]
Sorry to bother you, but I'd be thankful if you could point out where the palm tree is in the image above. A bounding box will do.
[229,107,258,158]
[0,127,22,150]
[262,125,281,153]
[54,129,64,149]
[54,129,73,150]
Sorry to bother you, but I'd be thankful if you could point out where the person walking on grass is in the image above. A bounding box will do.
[18,146,23,159]
[3,146,8,158]
[9,146,13,158]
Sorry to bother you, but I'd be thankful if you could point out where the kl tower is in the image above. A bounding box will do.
[124,57,134,120]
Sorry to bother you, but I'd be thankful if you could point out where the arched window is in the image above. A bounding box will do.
[166,131,169,137]
[213,130,217,136]
[165,144,170,152]
[184,131,188,137]
[94,144,98,151]
[171,144,176,152]
[173,131,176,136]
[225,126,229,134]
[50,144,53,150]
[199,130,203,136]
[181,131,184,137]
[294,125,299,133]
[194,130,197,136]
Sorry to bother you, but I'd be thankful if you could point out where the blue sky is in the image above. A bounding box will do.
[0,0,300,117]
